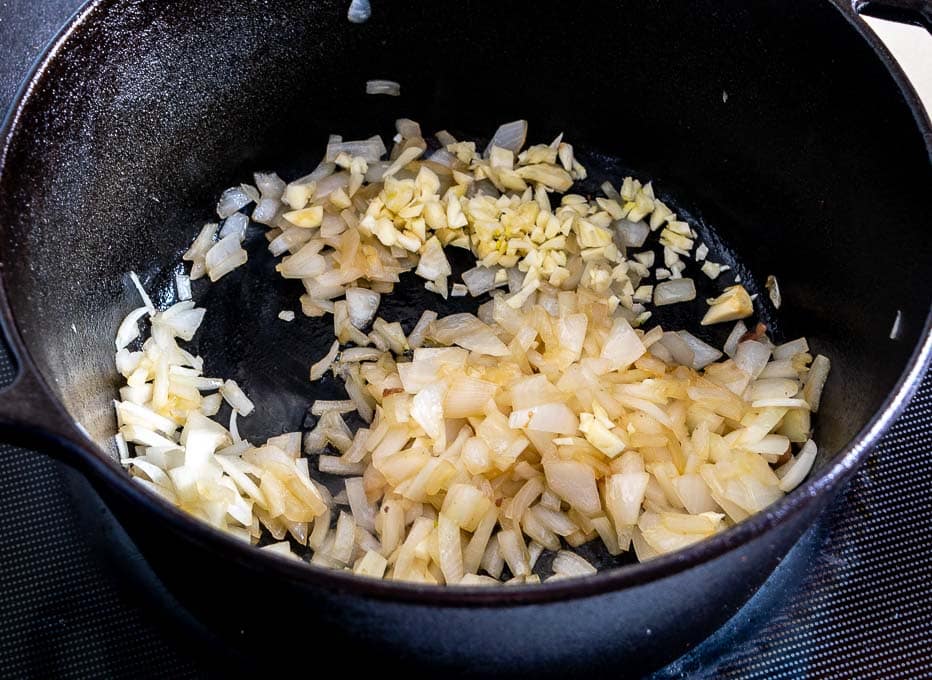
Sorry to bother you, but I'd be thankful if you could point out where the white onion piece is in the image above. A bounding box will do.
[676,331,723,369]
[804,355,831,413]
[758,360,798,379]
[200,393,222,416]
[341,347,382,363]
[240,184,260,203]
[382,146,423,180]
[766,274,781,309]
[778,439,817,491]
[366,79,401,96]
[129,271,155,313]
[411,381,446,440]
[216,186,253,218]
[443,376,498,419]
[115,306,150,349]
[427,148,457,168]
[615,219,650,248]
[773,337,810,360]
[395,118,421,139]
[749,379,799,402]
[344,367,375,424]
[174,273,192,301]
[497,530,529,577]
[310,400,355,416]
[653,278,696,306]
[734,340,771,379]
[207,252,247,282]
[415,237,452,281]
[345,288,380,329]
[509,403,579,434]
[462,266,504,297]
[428,314,509,357]
[407,310,437,349]
[205,234,244,272]
[659,332,695,367]
[543,460,600,515]
[251,197,280,225]
[325,139,386,163]
[114,400,177,435]
[219,212,249,241]
[314,171,351,199]
[345,477,376,532]
[484,120,528,156]
[751,398,810,409]
[601,318,645,369]
[551,550,597,577]
[310,340,340,381]
[347,0,371,23]
[254,172,285,199]
[723,320,748,357]
[156,301,206,341]
[220,380,255,416]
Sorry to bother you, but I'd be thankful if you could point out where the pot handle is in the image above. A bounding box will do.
[852,0,932,33]
[0,317,90,456]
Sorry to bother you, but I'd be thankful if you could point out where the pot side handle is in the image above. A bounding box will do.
[854,0,932,33]
[0,317,90,457]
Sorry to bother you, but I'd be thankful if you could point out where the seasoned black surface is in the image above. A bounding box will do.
[0,2,930,678]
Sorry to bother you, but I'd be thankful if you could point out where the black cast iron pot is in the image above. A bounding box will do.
[0,0,930,676]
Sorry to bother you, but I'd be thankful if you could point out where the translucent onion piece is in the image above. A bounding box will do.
[366,79,400,96]
[653,279,696,306]
[484,120,528,156]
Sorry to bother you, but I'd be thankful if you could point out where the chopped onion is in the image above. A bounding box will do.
[462,266,504,297]
[654,278,696,306]
[804,355,831,413]
[174,273,192,301]
[205,234,245,272]
[734,340,771,379]
[111,119,835,585]
[615,219,650,248]
[773,337,810,360]
[723,320,748,357]
[366,79,401,96]
[345,288,380,329]
[509,403,579,434]
[601,318,645,369]
[310,340,340,381]
[221,380,255,416]
[129,271,155,313]
[325,139,386,163]
[219,212,249,241]
[407,310,437,349]
[766,274,781,309]
[551,550,597,577]
[115,307,150,350]
[659,331,695,367]
[676,331,723,369]
[484,120,528,156]
[216,186,253,218]
[428,314,509,357]
[778,439,817,491]
[254,172,286,199]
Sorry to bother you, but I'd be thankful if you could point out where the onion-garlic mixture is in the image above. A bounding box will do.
[112,118,830,584]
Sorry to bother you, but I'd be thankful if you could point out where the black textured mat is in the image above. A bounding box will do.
[1,3,930,678]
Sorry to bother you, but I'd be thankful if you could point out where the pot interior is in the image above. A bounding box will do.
[1,0,930,568]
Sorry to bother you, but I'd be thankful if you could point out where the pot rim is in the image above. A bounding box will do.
[0,0,929,607]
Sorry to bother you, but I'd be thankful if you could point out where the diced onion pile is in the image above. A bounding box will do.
[114,120,831,585]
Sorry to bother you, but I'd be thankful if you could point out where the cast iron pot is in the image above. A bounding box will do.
[0,0,930,675]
